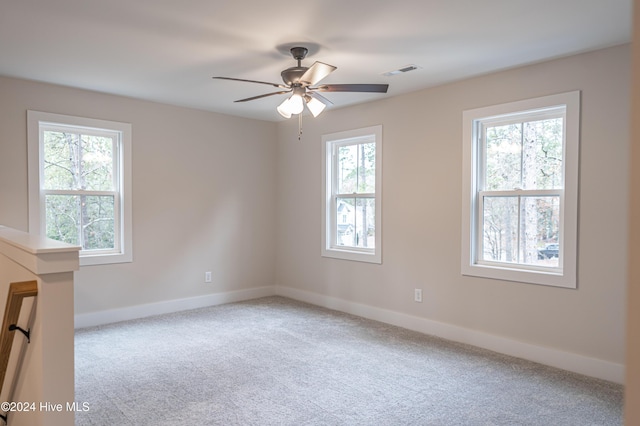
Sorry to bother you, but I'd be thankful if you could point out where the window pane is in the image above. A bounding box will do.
[335,197,375,249]
[83,195,115,250]
[522,118,563,190]
[81,135,115,191]
[44,194,115,251]
[45,194,80,245]
[338,145,357,194]
[336,198,356,246]
[482,195,560,267]
[485,118,563,191]
[43,131,78,190]
[482,196,518,262]
[356,198,375,249]
[359,143,376,193]
[337,142,376,194]
[520,196,560,268]
[485,124,522,191]
[43,132,115,191]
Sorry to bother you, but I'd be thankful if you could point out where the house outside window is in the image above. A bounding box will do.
[461,92,580,288]
[322,125,382,264]
[28,111,132,266]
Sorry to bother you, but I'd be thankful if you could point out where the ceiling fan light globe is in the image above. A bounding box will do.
[306,97,326,117]
[288,94,304,115]
[277,98,292,118]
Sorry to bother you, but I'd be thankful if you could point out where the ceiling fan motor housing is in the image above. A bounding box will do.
[281,67,308,86]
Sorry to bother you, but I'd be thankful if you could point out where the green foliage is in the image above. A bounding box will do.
[42,130,116,250]
[337,142,375,194]
[485,118,563,190]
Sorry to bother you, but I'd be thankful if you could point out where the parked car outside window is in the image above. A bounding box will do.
[538,243,559,259]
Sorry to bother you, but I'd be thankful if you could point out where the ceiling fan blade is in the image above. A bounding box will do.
[312,84,389,93]
[307,91,334,106]
[213,76,288,89]
[234,90,292,102]
[299,62,337,86]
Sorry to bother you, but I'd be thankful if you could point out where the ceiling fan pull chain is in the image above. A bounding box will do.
[298,113,303,141]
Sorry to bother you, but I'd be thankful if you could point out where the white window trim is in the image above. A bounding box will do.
[461,91,580,288]
[322,125,382,264]
[27,111,133,266]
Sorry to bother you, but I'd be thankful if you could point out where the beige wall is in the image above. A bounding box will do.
[0,76,278,314]
[0,44,630,381]
[276,45,630,368]
[626,0,640,421]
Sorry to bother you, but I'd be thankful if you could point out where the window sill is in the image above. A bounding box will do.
[80,251,132,266]
[461,262,575,289]
[322,247,381,264]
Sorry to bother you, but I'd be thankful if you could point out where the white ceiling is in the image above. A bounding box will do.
[0,0,632,122]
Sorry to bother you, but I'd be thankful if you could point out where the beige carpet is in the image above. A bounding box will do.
[75,297,623,425]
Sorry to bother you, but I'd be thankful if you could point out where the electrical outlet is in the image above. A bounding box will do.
[205,271,212,283]
[414,288,423,303]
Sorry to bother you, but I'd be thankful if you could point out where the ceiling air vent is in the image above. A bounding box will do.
[383,65,422,77]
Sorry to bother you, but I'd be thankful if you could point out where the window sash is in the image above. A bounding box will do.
[476,190,563,273]
[43,190,121,255]
[40,128,119,192]
[478,111,566,193]
[331,141,376,196]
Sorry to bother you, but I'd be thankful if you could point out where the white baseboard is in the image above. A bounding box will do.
[75,284,624,384]
[74,286,276,329]
[275,286,625,384]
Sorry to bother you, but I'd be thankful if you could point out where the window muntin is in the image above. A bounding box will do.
[462,92,579,288]
[28,111,133,266]
[322,125,382,264]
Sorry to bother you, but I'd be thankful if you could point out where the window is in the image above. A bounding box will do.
[28,111,132,266]
[322,125,382,264]
[461,92,580,288]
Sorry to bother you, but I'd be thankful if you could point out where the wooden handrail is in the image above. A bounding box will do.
[0,281,38,392]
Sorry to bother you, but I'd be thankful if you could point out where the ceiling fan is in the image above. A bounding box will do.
[213,47,389,119]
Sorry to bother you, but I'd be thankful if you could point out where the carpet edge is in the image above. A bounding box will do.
[74,286,277,329]
[275,285,624,384]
